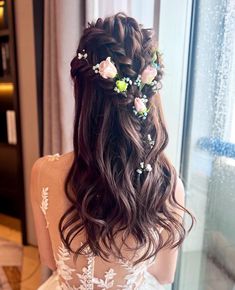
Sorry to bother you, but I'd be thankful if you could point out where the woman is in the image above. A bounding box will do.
[30,13,194,289]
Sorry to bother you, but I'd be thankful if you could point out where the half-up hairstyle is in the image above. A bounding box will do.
[59,12,194,266]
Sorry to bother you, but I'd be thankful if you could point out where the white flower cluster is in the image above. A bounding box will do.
[134,75,141,87]
[136,162,152,174]
[122,77,133,85]
[132,95,149,120]
[92,63,99,74]
[147,134,155,148]
[77,49,88,60]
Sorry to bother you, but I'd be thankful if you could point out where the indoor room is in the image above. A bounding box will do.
[0,0,234,289]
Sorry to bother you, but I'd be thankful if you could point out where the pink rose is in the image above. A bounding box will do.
[134,98,147,113]
[98,57,117,79]
[141,65,157,84]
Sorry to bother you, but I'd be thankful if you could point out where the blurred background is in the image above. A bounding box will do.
[0,0,234,289]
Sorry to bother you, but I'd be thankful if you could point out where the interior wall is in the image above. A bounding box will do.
[14,0,39,245]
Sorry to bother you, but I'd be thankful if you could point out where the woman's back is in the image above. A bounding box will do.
[32,152,165,289]
[31,12,194,290]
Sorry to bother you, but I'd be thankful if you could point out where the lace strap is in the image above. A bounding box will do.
[39,153,61,228]
[40,186,49,228]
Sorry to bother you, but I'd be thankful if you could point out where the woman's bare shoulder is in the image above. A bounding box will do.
[30,151,74,202]
[31,151,74,183]
[34,151,73,165]
[175,175,185,206]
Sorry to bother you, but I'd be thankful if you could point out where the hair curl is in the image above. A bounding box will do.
[59,12,194,266]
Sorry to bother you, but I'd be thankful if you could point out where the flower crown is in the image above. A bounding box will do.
[77,49,162,175]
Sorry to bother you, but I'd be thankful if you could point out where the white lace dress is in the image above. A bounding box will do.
[36,153,165,290]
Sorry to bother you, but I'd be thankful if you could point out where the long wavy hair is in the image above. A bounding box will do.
[59,13,194,266]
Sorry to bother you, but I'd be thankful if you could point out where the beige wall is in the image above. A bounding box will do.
[14,0,38,245]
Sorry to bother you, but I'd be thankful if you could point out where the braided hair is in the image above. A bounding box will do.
[59,13,193,266]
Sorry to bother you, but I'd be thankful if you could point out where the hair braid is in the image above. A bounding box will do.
[93,14,158,170]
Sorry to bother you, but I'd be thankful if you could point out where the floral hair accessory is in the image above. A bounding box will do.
[93,57,117,79]
[77,49,88,60]
[134,75,141,87]
[136,162,152,174]
[141,65,158,85]
[147,134,155,148]
[114,80,128,93]
[133,96,149,120]
[114,77,132,94]
[75,50,159,177]
[92,57,133,96]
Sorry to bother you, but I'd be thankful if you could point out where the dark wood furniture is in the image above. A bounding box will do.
[0,0,26,243]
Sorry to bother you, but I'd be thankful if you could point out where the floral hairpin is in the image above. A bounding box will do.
[92,57,133,95]
[134,75,141,87]
[133,96,149,120]
[136,162,152,174]
[147,134,155,148]
[92,57,117,79]
[141,65,158,85]
[114,77,132,94]
[77,49,88,60]
[80,49,159,93]
[76,50,159,177]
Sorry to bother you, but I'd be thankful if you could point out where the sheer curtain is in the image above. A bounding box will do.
[41,0,84,282]
[43,0,83,155]
[85,0,156,28]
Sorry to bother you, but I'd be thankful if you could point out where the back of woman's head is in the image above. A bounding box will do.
[59,12,194,265]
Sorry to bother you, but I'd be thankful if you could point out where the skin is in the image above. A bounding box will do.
[30,155,185,284]
[30,157,57,271]
[147,177,185,284]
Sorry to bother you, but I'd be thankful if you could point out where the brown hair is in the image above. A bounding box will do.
[59,12,194,266]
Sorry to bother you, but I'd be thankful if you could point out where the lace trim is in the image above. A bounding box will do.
[77,242,116,290]
[40,186,49,228]
[92,269,116,289]
[117,258,147,289]
[55,242,117,290]
[47,153,61,161]
[54,243,79,290]
[40,153,61,228]
[54,241,156,290]
[77,242,95,290]
[116,228,159,289]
